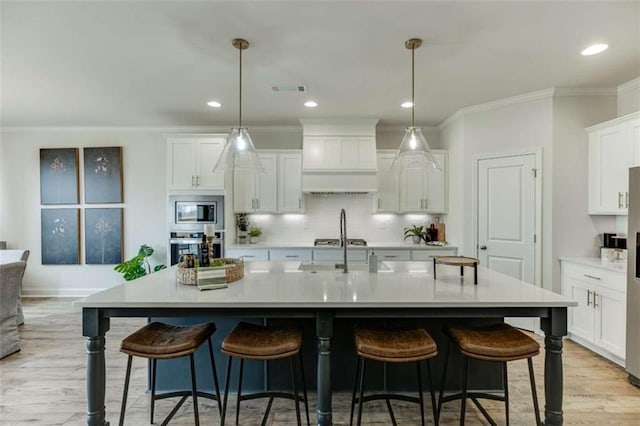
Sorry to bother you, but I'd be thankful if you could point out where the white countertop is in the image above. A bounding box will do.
[75,261,575,309]
[559,257,626,274]
[226,242,456,250]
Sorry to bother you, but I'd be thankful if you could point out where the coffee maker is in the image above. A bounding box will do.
[602,233,627,261]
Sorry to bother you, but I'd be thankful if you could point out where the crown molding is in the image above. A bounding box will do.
[618,77,640,95]
[439,87,616,129]
[0,125,302,133]
[377,125,439,133]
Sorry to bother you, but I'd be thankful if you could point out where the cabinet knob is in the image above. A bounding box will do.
[480,245,487,250]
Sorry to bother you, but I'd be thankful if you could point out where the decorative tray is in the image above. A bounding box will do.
[176,258,244,286]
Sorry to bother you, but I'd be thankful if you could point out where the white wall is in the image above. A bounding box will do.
[551,95,618,291]
[439,117,464,249]
[618,77,640,117]
[0,129,168,296]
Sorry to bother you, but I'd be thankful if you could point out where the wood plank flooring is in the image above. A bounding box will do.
[1,298,639,425]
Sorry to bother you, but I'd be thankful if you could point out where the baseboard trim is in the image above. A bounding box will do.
[567,334,625,367]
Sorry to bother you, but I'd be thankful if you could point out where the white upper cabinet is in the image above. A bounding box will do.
[374,151,399,212]
[588,112,640,215]
[233,153,277,213]
[395,150,448,214]
[303,136,377,171]
[278,152,305,213]
[167,135,225,192]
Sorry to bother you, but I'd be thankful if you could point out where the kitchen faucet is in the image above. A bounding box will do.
[339,208,348,273]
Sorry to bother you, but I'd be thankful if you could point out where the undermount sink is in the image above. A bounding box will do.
[297,262,391,272]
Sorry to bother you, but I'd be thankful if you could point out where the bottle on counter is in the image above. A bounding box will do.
[200,234,210,267]
[369,250,378,273]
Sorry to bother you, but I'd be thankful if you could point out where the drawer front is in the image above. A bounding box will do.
[225,248,269,262]
[411,249,457,261]
[373,249,410,261]
[269,249,312,263]
[313,249,367,263]
[562,262,625,292]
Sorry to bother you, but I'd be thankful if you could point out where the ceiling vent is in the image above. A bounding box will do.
[271,85,307,93]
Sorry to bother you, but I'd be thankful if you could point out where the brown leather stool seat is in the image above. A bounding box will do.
[438,323,541,425]
[351,328,439,426]
[118,322,221,426]
[220,322,309,426]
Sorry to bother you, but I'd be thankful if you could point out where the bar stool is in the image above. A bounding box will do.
[119,322,221,426]
[350,328,439,426]
[220,321,309,426]
[437,323,541,425]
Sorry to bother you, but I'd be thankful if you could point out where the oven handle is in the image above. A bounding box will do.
[170,238,224,244]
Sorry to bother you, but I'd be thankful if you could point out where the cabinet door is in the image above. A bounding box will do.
[269,248,312,263]
[168,138,196,190]
[255,154,277,212]
[399,167,428,212]
[588,124,631,214]
[302,136,328,170]
[278,153,304,212]
[425,152,447,213]
[594,285,626,359]
[375,153,399,212]
[411,249,457,261]
[225,248,268,262]
[566,278,595,343]
[195,137,225,190]
[233,169,256,212]
[631,118,640,170]
[374,249,410,261]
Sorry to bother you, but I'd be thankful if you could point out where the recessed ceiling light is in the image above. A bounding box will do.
[401,101,414,108]
[207,101,222,108]
[304,101,318,108]
[581,43,608,56]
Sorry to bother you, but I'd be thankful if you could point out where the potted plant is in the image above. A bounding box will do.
[248,226,262,244]
[403,225,426,244]
[236,213,249,244]
[114,244,166,281]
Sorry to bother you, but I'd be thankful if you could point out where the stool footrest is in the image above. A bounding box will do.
[238,390,304,403]
[441,391,504,426]
[356,392,422,405]
[153,390,220,402]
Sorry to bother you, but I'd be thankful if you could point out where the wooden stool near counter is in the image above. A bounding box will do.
[118,322,221,426]
[350,328,439,426]
[220,321,309,426]
[437,323,541,425]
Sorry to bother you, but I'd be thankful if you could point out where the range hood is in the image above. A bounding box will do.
[301,119,379,193]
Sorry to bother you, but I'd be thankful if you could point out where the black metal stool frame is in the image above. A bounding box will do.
[436,341,541,426]
[349,355,439,426]
[119,337,222,426]
[220,350,310,426]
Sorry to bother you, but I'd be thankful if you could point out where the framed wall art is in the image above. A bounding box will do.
[41,208,80,265]
[85,208,123,265]
[84,147,123,204]
[39,148,80,205]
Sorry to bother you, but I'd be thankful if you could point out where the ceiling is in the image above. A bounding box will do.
[2,1,639,128]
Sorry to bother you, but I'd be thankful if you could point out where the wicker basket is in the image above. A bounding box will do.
[176,258,244,286]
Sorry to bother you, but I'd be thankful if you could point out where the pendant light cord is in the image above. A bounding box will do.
[411,44,415,128]
[238,45,243,129]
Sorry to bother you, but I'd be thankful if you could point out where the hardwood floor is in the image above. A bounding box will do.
[1,298,639,425]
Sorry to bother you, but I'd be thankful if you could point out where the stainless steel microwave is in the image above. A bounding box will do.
[169,195,225,230]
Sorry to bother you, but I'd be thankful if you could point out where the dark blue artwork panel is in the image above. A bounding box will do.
[85,208,123,264]
[41,208,80,264]
[40,148,79,205]
[84,147,123,203]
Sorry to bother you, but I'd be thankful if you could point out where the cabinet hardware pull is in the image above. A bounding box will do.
[587,289,592,306]
[299,198,302,209]
[251,199,255,209]
[285,255,299,258]
[191,176,195,187]
[593,292,599,308]
[583,274,601,280]
[378,198,381,209]
[239,255,255,259]
[384,255,398,258]
[257,199,260,209]
[196,175,200,186]
[626,192,629,208]
[619,192,623,208]
[424,198,427,209]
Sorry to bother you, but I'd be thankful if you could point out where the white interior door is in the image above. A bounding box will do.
[477,153,538,330]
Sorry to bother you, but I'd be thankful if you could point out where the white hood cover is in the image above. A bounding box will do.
[301,119,379,193]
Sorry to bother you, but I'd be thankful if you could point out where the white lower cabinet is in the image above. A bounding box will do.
[313,249,367,264]
[561,261,626,365]
[269,248,312,263]
[410,248,458,261]
[225,248,269,262]
[372,249,410,261]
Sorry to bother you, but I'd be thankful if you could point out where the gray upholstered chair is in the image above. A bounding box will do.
[1,261,26,359]
[0,250,30,325]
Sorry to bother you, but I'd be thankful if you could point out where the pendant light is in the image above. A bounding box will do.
[392,38,440,171]
[213,38,265,173]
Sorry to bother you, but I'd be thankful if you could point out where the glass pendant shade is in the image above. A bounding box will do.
[393,127,440,170]
[213,127,265,173]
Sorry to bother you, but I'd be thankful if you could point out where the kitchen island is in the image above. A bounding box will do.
[76,261,576,425]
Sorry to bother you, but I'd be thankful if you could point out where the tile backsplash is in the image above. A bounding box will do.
[245,194,440,244]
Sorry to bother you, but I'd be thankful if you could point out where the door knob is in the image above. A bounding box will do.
[480,245,487,250]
